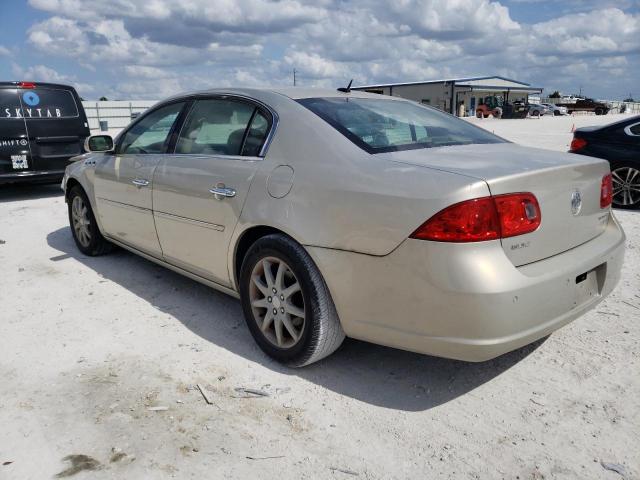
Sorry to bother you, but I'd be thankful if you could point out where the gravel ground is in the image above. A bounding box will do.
[1,116,639,479]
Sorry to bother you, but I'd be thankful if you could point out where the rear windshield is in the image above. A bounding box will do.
[1,88,79,120]
[298,97,505,153]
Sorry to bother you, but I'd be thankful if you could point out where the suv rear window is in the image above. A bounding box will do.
[298,97,504,153]
[2,88,79,120]
[1,89,21,120]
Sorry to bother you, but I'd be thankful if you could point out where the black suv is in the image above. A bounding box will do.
[1,81,90,184]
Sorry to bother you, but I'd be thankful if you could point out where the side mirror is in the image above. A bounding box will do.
[85,135,114,153]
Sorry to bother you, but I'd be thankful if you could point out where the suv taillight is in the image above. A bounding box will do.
[600,173,613,208]
[570,137,587,152]
[410,193,541,243]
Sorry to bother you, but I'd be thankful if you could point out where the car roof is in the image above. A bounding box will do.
[164,87,399,104]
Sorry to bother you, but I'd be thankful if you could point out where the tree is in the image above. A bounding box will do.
[99,96,108,101]
[623,97,635,103]
[549,91,561,98]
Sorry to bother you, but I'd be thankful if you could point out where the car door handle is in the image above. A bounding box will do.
[132,178,150,187]
[209,186,236,199]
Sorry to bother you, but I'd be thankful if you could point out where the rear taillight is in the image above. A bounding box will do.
[570,137,587,152]
[493,193,541,238]
[410,193,541,243]
[600,173,612,208]
[19,81,36,89]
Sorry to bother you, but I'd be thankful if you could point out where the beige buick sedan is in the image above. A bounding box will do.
[62,88,625,366]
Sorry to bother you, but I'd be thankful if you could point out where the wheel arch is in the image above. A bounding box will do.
[231,224,301,290]
[64,177,82,202]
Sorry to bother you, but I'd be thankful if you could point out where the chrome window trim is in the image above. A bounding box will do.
[624,122,640,137]
[173,93,279,159]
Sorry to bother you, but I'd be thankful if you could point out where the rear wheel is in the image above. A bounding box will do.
[610,162,640,209]
[67,186,114,255]
[239,234,345,367]
[595,108,603,115]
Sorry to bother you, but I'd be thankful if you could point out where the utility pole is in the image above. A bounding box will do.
[293,69,297,86]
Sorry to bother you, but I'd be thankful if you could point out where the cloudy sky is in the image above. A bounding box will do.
[0,0,638,100]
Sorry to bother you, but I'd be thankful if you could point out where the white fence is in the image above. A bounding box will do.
[82,100,158,136]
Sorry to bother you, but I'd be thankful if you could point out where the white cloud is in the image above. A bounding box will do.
[22,0,640,100]
[0,45,10,56]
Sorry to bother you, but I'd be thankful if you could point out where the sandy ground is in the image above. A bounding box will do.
[1,115,639,480]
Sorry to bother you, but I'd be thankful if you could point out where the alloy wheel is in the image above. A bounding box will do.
[249,257,305,349]
[71,195,92,247]
[611,167,640,207]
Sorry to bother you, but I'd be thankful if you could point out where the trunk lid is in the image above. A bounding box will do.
[382,143,611,266]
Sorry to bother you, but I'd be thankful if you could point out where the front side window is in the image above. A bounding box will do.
[175,99,269,156]
[298,97,505,153]
[118,102,185,154]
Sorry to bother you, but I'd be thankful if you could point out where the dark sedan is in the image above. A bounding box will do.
[569,115,640,209]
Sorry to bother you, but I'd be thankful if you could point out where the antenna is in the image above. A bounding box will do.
[293,69,297,86]
[337,79,353,93]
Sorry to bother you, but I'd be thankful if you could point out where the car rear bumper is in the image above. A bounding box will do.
[0,169,65,185]
[307,214,625,361]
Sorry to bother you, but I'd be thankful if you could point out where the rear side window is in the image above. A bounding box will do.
[175,99,255,155]
[629,123,640,136]
[242,111,270,156]
[175,99,266,156]
[2,88,79,119]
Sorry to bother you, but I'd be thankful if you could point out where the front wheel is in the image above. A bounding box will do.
[67,186,114,255]
[610,162,640,209]
[239,234,345,367]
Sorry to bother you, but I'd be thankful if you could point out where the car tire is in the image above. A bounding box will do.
[239,234,345,367]
[610,161,640,210]
[554,110,560,116]
[531,110,540,117]
[595,108,603,115]
[67,185,114,256]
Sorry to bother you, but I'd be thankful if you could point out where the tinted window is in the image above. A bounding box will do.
[1,88,79,119]
[0,89,22,120]
[118,102,185,154]
[175,99,261,156]
[298,97,505,153]
[629,123,640,135]
[241,111,270,156]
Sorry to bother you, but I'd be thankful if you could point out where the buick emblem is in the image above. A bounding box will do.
[570,190,582,216]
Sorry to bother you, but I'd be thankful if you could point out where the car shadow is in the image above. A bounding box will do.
[0,183,63,203]
[47,226,544,412]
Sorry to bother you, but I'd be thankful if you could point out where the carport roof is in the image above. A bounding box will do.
[353,75,541,90]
